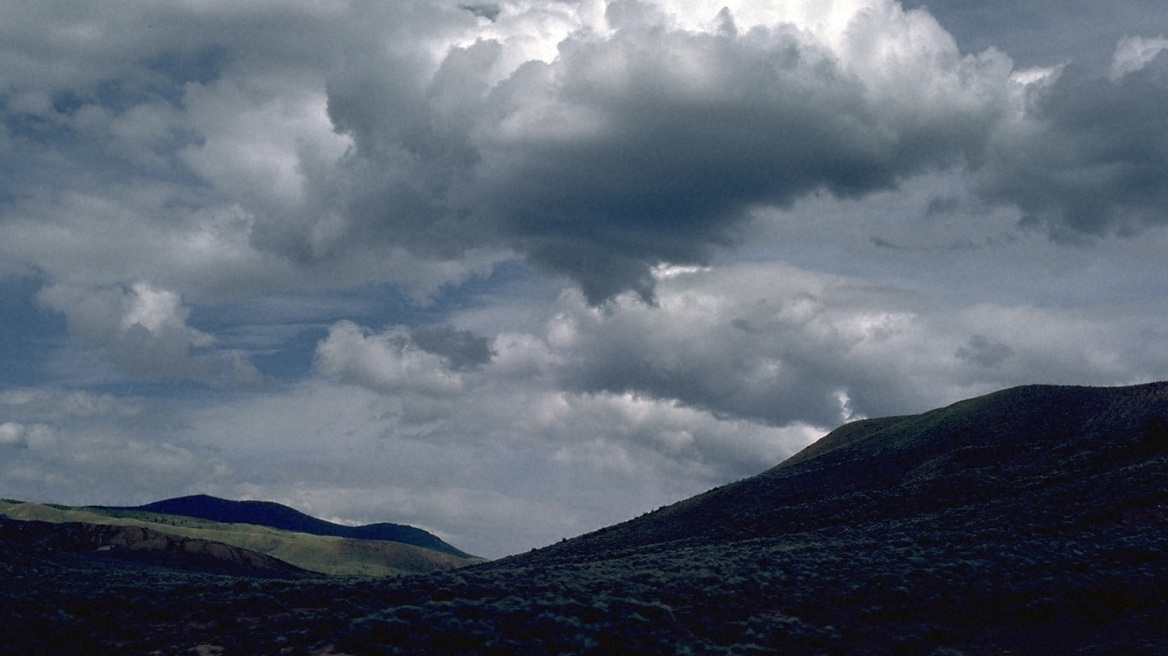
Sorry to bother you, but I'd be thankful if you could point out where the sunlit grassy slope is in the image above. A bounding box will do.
[0,500,482,576]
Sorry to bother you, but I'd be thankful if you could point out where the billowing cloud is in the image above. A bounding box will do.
[2,0,1163,311]
[36,282,266,386]
[979,39,1168,238]
[315,321,465,396]
[1111,35,1168,80]
[323,0,1018,302]
[542,261,1168,426]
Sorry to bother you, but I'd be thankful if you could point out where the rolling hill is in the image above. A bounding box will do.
[2,382,1166,654]
[103,495,474,559]
[0,498,482,577]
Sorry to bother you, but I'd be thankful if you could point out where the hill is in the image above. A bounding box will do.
[103,495,474,559]
[2,382,1166,654]
[518,381,1168,562]
[0,499,482,577]
[0,516,309,577]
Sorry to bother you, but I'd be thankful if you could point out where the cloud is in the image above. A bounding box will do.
[168,365,813,556]
[3,0,1161,312]
[318,0,1019,303]
[980,39,1168,237]
[315,320,465,396]
[0,422,29,449]
[410,324,495,371]
[956,334,1014,368]
[540,260,1168,427]
[1111,35,1168,80]
[36,282,266,386]
[313,315,805,470]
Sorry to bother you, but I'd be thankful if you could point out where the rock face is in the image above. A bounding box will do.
[0,517,309,577]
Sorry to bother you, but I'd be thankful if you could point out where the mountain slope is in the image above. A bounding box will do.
[104,495,473,559]
[520,381,1168,562]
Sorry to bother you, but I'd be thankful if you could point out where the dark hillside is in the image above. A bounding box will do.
[518,382,1168,562]
[102,494,474,558]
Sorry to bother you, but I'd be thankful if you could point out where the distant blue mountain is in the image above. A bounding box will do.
[103,494,473,558]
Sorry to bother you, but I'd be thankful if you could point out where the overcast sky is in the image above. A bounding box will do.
[2,0,1167,558]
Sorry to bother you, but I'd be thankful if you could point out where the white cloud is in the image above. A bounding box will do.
[315,321,465,395]
[0,422,29,448]
[1111,34,1168,80]
[543,258,1168,425]
[36,282,266,386]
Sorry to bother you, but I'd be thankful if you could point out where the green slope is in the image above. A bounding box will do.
[0,499,484,576]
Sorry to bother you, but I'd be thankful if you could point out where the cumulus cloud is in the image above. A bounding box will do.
[315,321,465,396]
[36,282,266,386]
[2,0,1163,311]
[539,261,1168,426]
[312,315,806,472]
[308,255,1168,473]
[322,0,1019,302]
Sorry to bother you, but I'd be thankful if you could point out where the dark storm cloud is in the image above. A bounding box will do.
[410,324,494,371]
[324,2,1015,303]
[981,55,1168,238]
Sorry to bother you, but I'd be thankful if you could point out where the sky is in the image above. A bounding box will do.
[1,0,1167,559]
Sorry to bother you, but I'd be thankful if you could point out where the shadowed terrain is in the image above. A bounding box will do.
[0,516,309,577]
[2,382,1166,654]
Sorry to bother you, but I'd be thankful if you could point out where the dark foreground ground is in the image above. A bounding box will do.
[4,383,1167,655]
[3,514,1166,655]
